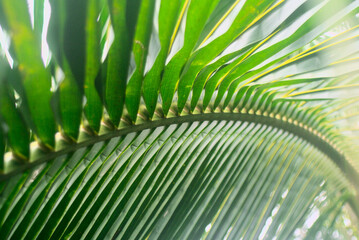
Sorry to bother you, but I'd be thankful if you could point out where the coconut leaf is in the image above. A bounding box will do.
[0,0,359,239]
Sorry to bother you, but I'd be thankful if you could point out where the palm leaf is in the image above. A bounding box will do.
[0,0,358,239]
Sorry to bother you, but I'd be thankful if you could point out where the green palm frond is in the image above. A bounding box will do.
[0,0,358,239]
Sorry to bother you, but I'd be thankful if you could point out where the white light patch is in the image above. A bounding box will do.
[205,223,211,232]
[271,205,280,216]
[304,207,320,229]
[27,0,34,28]
[258,217,272,240]
[0,26,14,67]
[101,17,114,63]
[41,0,52,66]
[281,189,288,199]
[343,217,351,227]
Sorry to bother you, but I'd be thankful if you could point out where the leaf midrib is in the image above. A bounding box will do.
[0,112,356,189]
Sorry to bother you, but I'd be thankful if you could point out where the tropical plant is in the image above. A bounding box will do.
[0,0,358,239]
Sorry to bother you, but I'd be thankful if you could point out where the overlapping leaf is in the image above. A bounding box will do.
[0,0,358,239]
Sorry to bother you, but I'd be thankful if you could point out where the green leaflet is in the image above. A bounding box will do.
[84,0,103,133]
[47,0,82,141]
[59,135,137,238]
[50,137,124,239]
[95,127,174,239]
[204,125,277,239]
[264,154,315,238]
[225,77,325,115]
[196,125,263,239]
[222,0,359,108]
[36,144,106,239]
[125,123,195,239]
[0,127,4,172]
[194,0,243,49]
[68,130,155,239]
[125,0,156,122]
[0,0,359,239]
[158,121,247,239]
[233,135,291,238]
[33,0,45,40]
[0,80,29,160]
[140,121,220,239]
[0,3,7,30]
[142,0,185,118]
[0,57,29,159]
[9,154,75,240]
[0,172,29,226]
[57,62,83,141]
[276,176,323,239]
[170,122,248,239]
[152,121,234,239]
[190,45,254,111]
[160,0,221,115]
[22,148,92,239]
[0,163,51,239]
[0,118,356,239]
[249,142,301,239]
[176,0,277,114]
[110,125,184,239]
[134,123,206,239]
[217,1,331,108]
[1,0,55,148]
[305,194,348,239]
[105,0,140,127]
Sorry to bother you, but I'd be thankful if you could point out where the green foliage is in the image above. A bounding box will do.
[0,0,358,239]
